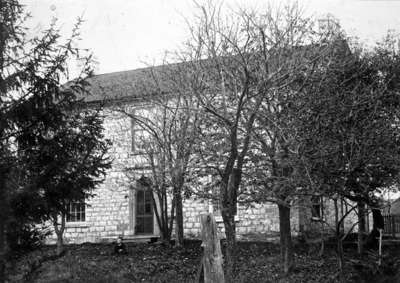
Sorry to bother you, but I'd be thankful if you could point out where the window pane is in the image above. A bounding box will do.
[136,217,144,233]
[145,203,152,214]
[311,196,321,218]
[66,200,85,222]
[143,216,153,233]
[137,190,144,202]
[137,203,144,215]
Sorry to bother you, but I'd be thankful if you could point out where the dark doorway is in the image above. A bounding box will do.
[135,189,153,234]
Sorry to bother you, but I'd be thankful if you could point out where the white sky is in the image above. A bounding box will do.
[22,0,400,74]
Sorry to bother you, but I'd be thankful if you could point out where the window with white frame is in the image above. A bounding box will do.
[66,200,86,222]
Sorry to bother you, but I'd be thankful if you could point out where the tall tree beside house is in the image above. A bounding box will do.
[0,0,110,274]
[120,62,201,246]
[291,35,400,280]
[248,31,352,273]
[17,107,111,255]
[0,1,24,278]
[180,1,328,277]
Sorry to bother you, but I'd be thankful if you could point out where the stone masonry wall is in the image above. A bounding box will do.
[182,198,300,239]
[49,108,147,243]
[48,106,356,244]
[299,197,360,238]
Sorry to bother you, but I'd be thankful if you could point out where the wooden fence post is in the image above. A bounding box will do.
[198,213,225,283]
[392,216,396,238]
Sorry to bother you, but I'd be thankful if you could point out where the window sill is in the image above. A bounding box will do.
[311,217,322,222]
[215,215,240,222]
[66,222,89,228]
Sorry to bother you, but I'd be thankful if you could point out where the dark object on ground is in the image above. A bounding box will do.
[114,237,127,255]
[149,237,158,243]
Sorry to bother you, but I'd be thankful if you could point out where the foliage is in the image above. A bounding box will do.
[295,48,400,201]
[0,0,111,265]
[288,33,400,279]
[6,222,50,254]
[18,107,112,221]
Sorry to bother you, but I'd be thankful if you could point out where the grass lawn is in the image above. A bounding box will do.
[6,239,400,283]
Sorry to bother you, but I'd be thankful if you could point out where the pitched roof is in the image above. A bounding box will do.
[83,65,171,103]
[82,38,351,104]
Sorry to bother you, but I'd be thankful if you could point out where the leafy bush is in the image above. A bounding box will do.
[6,222,51,254]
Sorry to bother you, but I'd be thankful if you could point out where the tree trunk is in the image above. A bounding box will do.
[53,213,65,256]
[220,170,239,282]
[278,203,293,274]
[56,231,63,256]
[319,197,325,257]
[337,237,345,283]
[167,196,176,241]
[340,198,345,234]
[357,201,366,255]
[152,191,174,243]
[174,186,184,247]
[335,199,345,283]
[0,209,5,283]
[221,209,235,282]
[0,175,7,283]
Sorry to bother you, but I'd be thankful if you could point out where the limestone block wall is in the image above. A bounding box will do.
[298,197,359,237]
[181,199,300,239]
[46,106,360,244]
[48,108,148,243]
[236,203,299,236]
[182,199,209,237]
[53,106,304,243]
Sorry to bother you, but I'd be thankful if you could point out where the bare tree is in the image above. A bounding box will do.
[113,61,201,246]
[290,32,400,281]
[178,1,326,278]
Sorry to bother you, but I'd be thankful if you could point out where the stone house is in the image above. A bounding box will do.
[55,65,358,244]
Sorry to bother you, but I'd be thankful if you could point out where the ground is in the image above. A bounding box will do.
[6,239,400,283]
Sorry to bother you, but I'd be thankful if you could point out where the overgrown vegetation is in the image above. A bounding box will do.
[5,241,400,283]
[2,0,400,282]
[0,0,110,280]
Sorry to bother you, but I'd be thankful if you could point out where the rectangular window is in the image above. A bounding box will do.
[66,201,86,222]
[311,196,322,219]
[212,194,222,217]
[130,113,151,153]
[135,189,154,234]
